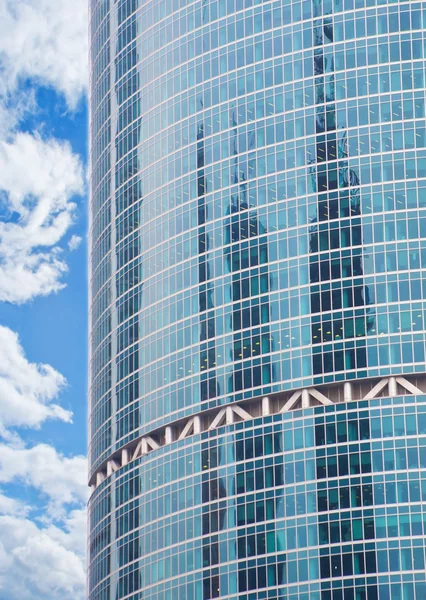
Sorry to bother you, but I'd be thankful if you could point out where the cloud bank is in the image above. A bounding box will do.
[0,443,88,511]
[0,509,86,600]
[0,1,89,598]
[0,325,88,600]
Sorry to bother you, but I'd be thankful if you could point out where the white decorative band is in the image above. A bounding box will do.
[89,375,426,493]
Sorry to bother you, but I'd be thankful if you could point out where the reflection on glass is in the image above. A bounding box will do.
[310,3,378,599]
[197,117,220,402]
[309,0,374,379]
[225,107,273,397]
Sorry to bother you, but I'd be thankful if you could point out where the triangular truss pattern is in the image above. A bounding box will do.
[309,387,334,406]
[280,388,333,413]
[106,459,120,476]
[132,436,160,460]
[208,405,252,430]
[395,376,423,395]
[363,376,423,400]
[279,390,302,412]
[90,376,426,492]
[178,416,201,440]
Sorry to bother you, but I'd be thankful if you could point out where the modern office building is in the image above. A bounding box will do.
[89,0,426,598]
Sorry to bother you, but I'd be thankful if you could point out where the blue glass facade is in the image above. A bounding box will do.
[89,0,426,598]
[89,394,426,599]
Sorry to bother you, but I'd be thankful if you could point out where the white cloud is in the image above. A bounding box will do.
[68,234,83,251]
[0,133,84,303]
[0,440,88,600]
[0,0,87,305]
[0,442,87,599]
[0,87,35,140]
[0,443,88,513]
[0,0,88,108]
[0,443,87,599]
[0,2,88,598]
[0,326,72,429]
[0,491,27,516]
[46,507,87,557]
[0,509,86,600]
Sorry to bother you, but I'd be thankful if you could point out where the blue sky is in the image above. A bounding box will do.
[1,100,88,453]
[0,1,88,598]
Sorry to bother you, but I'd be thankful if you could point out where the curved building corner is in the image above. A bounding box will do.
[88,0,426,599]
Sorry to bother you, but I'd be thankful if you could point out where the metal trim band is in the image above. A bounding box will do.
[89,374,426,493]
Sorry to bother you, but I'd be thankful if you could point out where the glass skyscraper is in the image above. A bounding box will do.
[89,0,426,598]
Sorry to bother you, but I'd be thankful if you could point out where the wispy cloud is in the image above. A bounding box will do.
[0,325,88,600]
[0,0,87,303]
[68,234,83,251]
[0,0,88,108]
[0,443,88,514]
[0,134,84,303]
[0,326,71,429]
[0,491,28,516]
[0,1,88,598]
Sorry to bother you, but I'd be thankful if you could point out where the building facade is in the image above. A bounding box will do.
[88,0,426,598]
